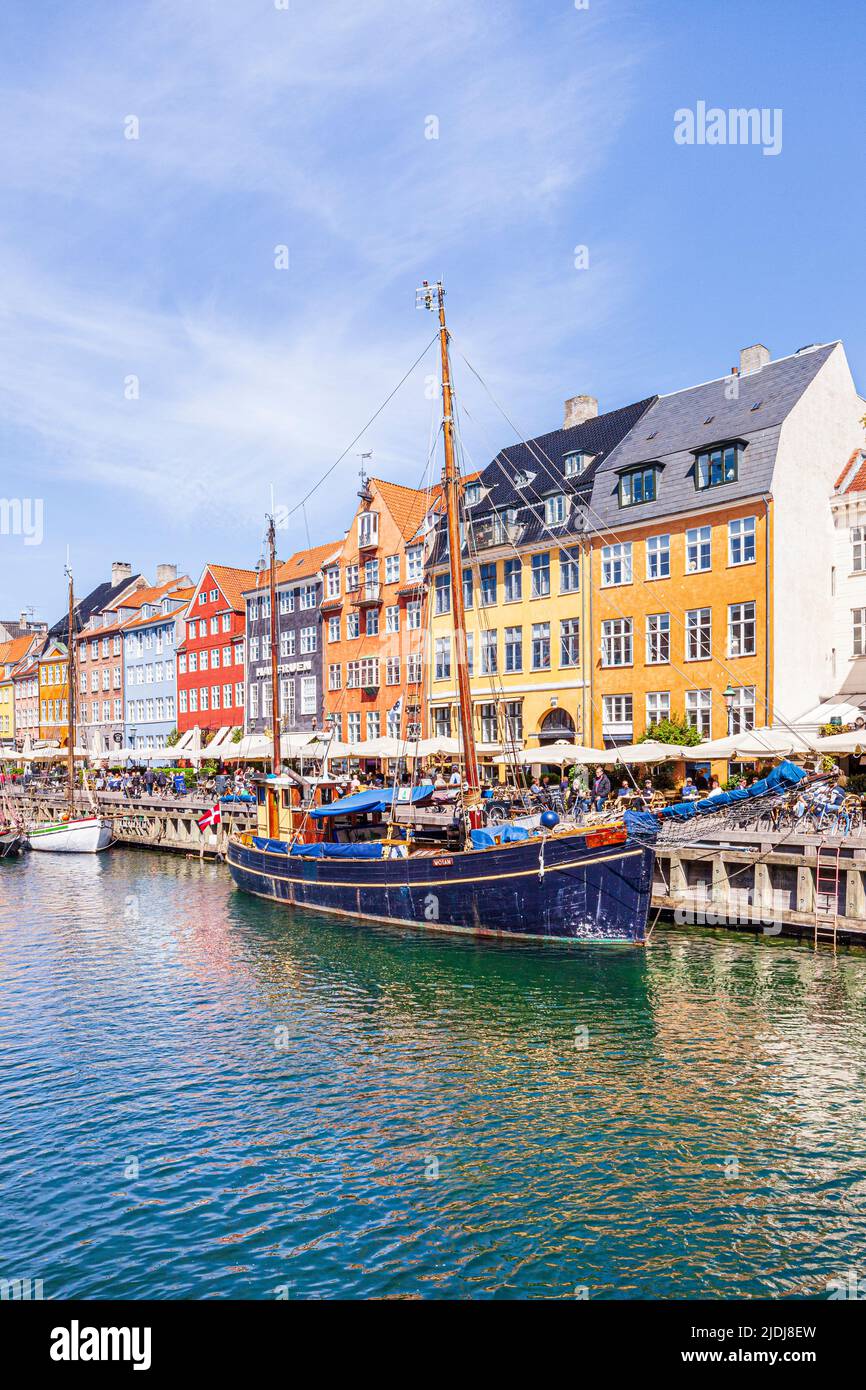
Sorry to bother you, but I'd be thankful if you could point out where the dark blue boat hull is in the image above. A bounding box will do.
[226,830,654,944]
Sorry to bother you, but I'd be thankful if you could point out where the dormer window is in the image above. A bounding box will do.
[463,481,481,506]
[358,511,379,547]
[563,451,592,478]
[513,470,536,489]
[619,465,659,508]
[544,493,567,525]
[695,442,740,490]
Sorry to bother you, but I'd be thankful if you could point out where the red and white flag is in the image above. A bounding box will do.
[197,804,221,832]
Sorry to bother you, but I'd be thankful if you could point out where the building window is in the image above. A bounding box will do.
[300,626,317,654]
[433,706,451,737]
[464,481,481,506]
[406,601,421,630]
[730,686,756,734]
[301,677,317,716]
[365,710,380,740]
[480,630,497,675]
[504,700,523,741]
[563,451,591,478]
[385,554,400,584]
[559,547,580,593]
[479,562,497,606]
[345,563,359,591]
[601,542,632,587]
[365,610,379,637]
[435,573,451,614]
[406,653,422,683]
[347,712,361,744]
[531,623,550,670]
[328,616,340,643]
[459,566,473,610]
[325,567,340,598]
[685,688,712,738]
[696,442,739,490]
[385,605,400,633]
[602,618,633,667]
[685,526,712,573]
[728,601,756,657]
[602,694,633,734]
[300,584,316,611]
[852,527,866,574]
[686,607,712,660]
[531,552,550,598]
[618,466,657,507]
[406,546,423,582]
[560,618,580,667]
[729,516,756,566]
[479,703,498,743]
[544,493,566,526]
[435,637,451,681]
[358,511,379,547]
[346,661,360,689]
[646,691,670,727]
[504,558,522,602]
[504,626,522,672]
[386,656,400,685]
[646,534,670,580]
[854,608,866,656]
[328,664,342,691]
[346,612,360,639]
[646,612,671,665]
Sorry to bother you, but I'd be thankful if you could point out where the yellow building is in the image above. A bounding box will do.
[38,641,70,745]
[0,636,38,745]
[0,675,14,742]
[427,341,864,765]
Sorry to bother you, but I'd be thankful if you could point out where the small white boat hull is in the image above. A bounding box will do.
[27,816,114,853]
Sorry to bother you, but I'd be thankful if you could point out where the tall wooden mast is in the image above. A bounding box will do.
[267,515,281,778]
[419,280,481,826]
[65,566,75,811]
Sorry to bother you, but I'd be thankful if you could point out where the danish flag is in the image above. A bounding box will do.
[198,804,221,832]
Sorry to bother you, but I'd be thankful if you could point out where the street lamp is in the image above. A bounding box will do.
[723,684,736,737]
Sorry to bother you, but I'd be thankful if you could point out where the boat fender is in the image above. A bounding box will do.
[540,810,559,830]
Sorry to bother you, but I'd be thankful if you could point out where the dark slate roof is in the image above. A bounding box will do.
[48,575,143,639]
[433,396,656,561]
[588,343,839,528]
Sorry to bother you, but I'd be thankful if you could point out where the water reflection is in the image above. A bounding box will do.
[1,850,865,1299]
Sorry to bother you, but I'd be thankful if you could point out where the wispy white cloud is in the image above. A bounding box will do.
[0,0,648,587]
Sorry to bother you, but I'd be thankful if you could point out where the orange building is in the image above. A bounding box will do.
[38,640,70,745]
[322,477,436,745]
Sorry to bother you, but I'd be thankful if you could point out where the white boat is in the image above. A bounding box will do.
[27,815,113,853]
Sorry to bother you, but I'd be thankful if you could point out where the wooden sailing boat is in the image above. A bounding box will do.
[226,282,654,942]
[27,567,113,854]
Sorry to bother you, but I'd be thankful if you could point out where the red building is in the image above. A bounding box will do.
[177,564,258,734]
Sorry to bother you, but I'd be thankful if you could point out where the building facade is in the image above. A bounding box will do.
[177,565,257,734]
[243,541,339,738]
[38,640,70,745]
[322,478,434,746]
[122,577,192,755]
[12,660,39,745]
[817,448,866,726]
[0,635,39,744]
[426,395,653,755]
[427,340,864,757]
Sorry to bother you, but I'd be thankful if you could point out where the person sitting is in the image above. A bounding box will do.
[448,765,461,787]
[680,777,698,800]
[706,778,725,799]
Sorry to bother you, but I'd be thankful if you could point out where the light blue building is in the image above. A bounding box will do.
[121,576,191,760]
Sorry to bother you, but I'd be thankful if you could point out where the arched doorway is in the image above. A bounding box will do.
[538,708,575,745]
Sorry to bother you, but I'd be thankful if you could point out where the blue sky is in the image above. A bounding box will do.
[1,0,864,620]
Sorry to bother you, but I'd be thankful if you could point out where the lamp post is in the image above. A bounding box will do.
[723,684,736,738]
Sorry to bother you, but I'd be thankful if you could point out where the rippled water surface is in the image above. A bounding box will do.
[2,849,866,1299]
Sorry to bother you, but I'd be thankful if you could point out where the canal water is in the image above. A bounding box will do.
[2,848,866,1301]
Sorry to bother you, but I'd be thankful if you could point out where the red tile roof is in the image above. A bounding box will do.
[838,449,866,495]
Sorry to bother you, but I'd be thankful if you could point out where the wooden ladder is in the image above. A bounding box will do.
[814,842,842,950]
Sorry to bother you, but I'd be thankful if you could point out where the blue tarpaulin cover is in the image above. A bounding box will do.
[309,784,435,818]
[251,836,386,858]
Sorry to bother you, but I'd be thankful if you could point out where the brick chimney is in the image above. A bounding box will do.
[111,561,132,587]
[739,344,771,376]
[155,563,177,585]
[563,395,598,429]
